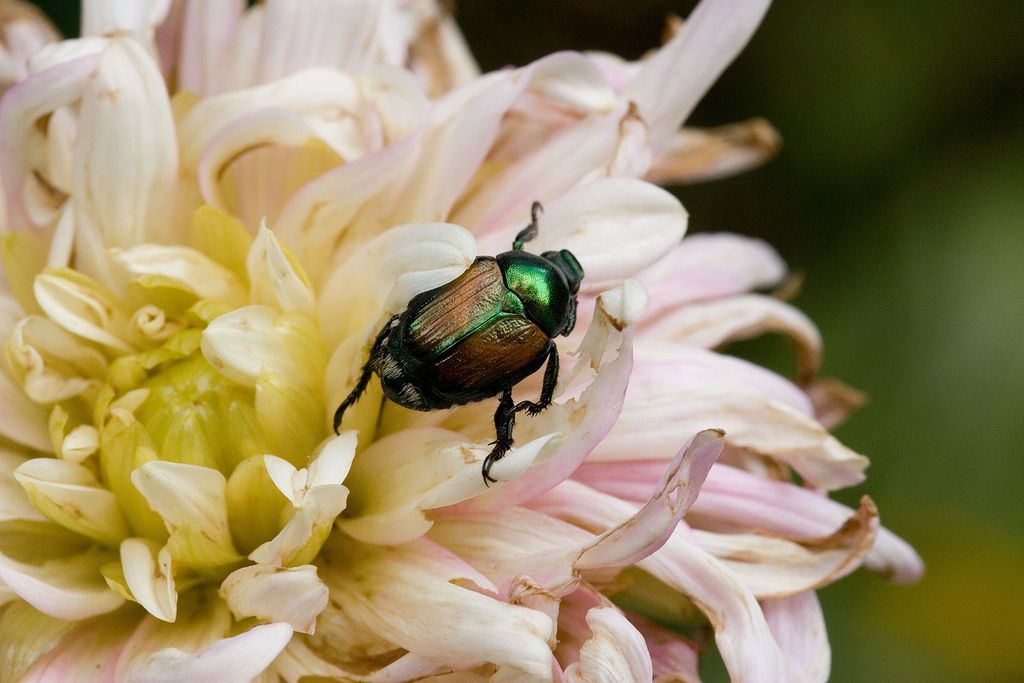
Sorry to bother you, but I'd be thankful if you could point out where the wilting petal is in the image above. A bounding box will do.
[73,37,178,254]
[131,461,242,570]
[693,496,878,598]
[646,118,782,185]
[132,622,292,683]
[690,463,924,583]
[624,0,771,149]
[119,537,176,623]
[640,294,822,383]
[477,178,687,286]
[14,458,130,546]
[763,591,829,683]
[447,281,642,513]
[321,536,554,681]
[532,481,785,683]
[563,607,653,683]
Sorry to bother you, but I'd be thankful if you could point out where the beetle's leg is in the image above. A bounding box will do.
[332,316,398,434]
[512,201,543,250]
[482,388,516,485]
[515,345,559,417]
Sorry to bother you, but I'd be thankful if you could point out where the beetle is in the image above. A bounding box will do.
[333,202,583,483]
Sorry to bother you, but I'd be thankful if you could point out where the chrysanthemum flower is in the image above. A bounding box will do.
[0,1,922,681]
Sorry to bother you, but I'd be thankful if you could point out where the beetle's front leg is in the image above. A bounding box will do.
[482,388,516,484]
[512,201,543,250]
[332,315,398,434]
[515,345,559,417]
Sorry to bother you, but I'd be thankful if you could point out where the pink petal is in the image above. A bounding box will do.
[639,294,822,383]
[638,232,788,307]
[624,0,771,149]
[563,606,653,683]
[626,613,701,683]
[531,481,785,683]
[22,611,139,683]
[175,0,247,96]
[131,622,292,683]
[691,464,925,583]
[763,591,830,683]
[0,546,123,620]
[646,118,782,186]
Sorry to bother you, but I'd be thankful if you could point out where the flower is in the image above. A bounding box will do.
[0,1,923,682]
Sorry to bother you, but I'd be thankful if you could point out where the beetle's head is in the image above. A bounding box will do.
[541,249,584,296]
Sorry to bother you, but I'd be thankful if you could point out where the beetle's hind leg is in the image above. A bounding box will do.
[332,315,398,434]
[482,388,517,484]
[512,201,543,250]
[516,345,559,417]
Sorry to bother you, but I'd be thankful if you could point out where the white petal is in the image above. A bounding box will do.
[0,367,50,450]
[73,37,178,248]
[340,428,554,546]
[176,0,246,95]
[478,178,687,286]
[0,448,46,521]
[221,564,327,634]
[132,622,293,683]
[121,538,177,622]
[321,537,554,680]
[0,546,124,620]
[564,607,653,683]
[113,244,246,306]
[131,461,241,569]
[201,304,307,388]
[248,485,349,567]
[81,0,171,37]
[763,591,830,683]
[33,270,134,352]
[246,225,315,314]
[624,0,771,148]
[14,458,130,546]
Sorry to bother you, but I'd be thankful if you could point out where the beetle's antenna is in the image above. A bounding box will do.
[512,201,543,250]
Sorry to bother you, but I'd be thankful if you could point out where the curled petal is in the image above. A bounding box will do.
[120,538,176,622]
[626,613,701,683]
[132,622,293,683]
[14,458,130,546]
[0,1,59,89]
[0,448,46,521]
[693,496,879,598]
[691,464,925,583]
[763,591,830,683]
[221,564,327,635]
[81,0,171,38]
[112,244,246,307]
[564,607,653,683]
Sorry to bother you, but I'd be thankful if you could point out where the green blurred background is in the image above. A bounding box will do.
[34,1,1024,681]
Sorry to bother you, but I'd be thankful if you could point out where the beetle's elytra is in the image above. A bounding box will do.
[333,202,583,483]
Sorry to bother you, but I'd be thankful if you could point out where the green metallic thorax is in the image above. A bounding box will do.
[496,251,576,337]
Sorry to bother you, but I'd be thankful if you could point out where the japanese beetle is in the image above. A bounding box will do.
[333,202,583,483]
